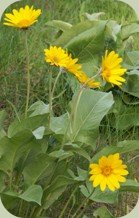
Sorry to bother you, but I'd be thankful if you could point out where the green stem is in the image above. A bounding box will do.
[35,160,60,217]
[24,30,30,118]
[48,70,53,120]
[18,200,24,217]
[48,68,62,126]
[51,68,62,99]
[58,187,78,218]
[6,100,21,122]
[61,86,84,149]
[72,190,94,218]
[76,199,89,218]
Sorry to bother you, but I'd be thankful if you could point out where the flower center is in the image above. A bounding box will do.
[53,57,59,63]
[17,19,30,28]
[104,69,111,78]
[102,166,112,176]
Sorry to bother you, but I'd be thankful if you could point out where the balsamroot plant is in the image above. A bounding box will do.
[0,1,139,218]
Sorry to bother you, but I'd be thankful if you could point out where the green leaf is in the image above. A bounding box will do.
[23,154,55,186]
[43,186,66,210]
[106,20,121,41]
[1,185,43,206]
[85,12,105,21]
[91,188,118,204]
[49,149,73,161]
[121,22,139,40]
[124,51,139,68]
[0,129,6,140]
[19,185,43,205]
[94,206,115,218]
[0,131,39,173]
[33,126,45,139]
[28,101,49,117]
[80,181,118,204]
[76,167,88,181]
[50,113,69,135]
[121,179,139,192]
[121,70,139,98]
[112,97,139,129]
[65,143,91,161]
[42,176,75,210]
[8,114,48,137]
[55,20,106,62]
[69,89,114,145]
[91,140,139,162]
[46,20,72,31]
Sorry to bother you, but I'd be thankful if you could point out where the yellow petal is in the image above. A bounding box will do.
[93,174,104,187]
[100,177,107,191]
[108,174,120,189]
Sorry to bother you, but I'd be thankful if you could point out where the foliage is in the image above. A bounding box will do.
[0,0,139,217]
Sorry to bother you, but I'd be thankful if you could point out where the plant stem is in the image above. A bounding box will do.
[76,199,89,218]
[51,68,62,100]
[24,30,30,118]
[72,190,94,218]
[48,69,53,120]
[58,187,78,218]
[18,200,24,217]
[48,68,62,126]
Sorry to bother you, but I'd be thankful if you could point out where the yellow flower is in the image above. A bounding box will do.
[44,46,100,88]
[101,50,127,86]
[44,46,69,67]
[89,153,128,192]
[75,71,100,88]
[65,54,100,88]
[65,55,82,74]
[3,5,41,29]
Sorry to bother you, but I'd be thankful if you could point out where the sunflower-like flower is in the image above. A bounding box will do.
[44,46,69,67]
[3,5,41,29]
[65,55,82,74]
[74,71,100,88]
[101,50,127,86]
[44,46,100,88]
[89,153,128,192]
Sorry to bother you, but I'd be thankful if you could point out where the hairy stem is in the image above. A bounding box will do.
[24,30,30,118]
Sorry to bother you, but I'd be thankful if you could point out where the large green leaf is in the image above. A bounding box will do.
[0,130,39,173]
[121,22,139,40]
[49,149,73,161]
[121,70,139,98]
[2,185,43,205]
[65,143,91,161]
[42,176,75,210]
[69,89,114,145]
[106,20,121,41]
[28,101,49,117]
[23,154,55,186]
[91,140,139,162]
[8,114,48,138]
[55,20,106,62]
[124,51,139,68]
[112,96,139,130]
[50,113,69,135]
[19,185,43,205]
